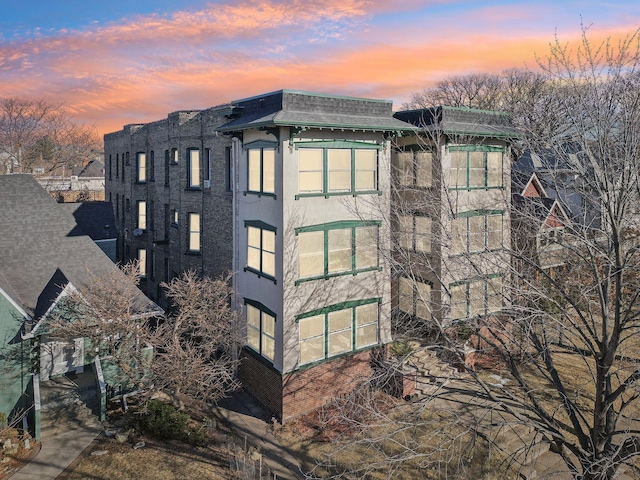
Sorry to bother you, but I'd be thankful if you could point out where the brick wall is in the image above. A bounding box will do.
[239,350,283,417]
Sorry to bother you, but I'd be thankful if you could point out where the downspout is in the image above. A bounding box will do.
[231,136,242,377]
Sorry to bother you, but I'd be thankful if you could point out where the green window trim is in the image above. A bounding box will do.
[297,297,381,366]
[295,220,380,234]
[295,297,382,321]
[244,220,277,233]
[448,145,505,190]
[295,221,381,285]
[245,299,276,362]
[448,274,503,319]
[296,143,380,197]
[456,209,503,217]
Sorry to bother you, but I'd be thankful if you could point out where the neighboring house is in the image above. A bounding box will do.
[0,174,158,437]
[60,201,117,262]
[512,171,571,272]
[392,107,517,327]
[70,158,106,192]
[34,156,106,201]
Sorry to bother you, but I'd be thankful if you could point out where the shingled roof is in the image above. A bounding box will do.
[0,175,158,321]
[59,202,116,240]
[217,89,416,133]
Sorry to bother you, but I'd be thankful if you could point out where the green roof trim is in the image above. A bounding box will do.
[295,297,381,321]
[294,140,381,150]
[295,220,381,234]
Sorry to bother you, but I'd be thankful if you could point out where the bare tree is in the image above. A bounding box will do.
[0,97,99,175]
[318,26,640,480]
[50,265,240,406]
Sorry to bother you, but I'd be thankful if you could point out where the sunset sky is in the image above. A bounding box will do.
[1,1,639,136]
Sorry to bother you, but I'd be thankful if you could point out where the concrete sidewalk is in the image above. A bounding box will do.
[10,389,304,480]
[10,424,102,480]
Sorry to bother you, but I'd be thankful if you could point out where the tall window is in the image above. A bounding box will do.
[394,149,432,187]
[204,148,211,187]
[116,153,119,178]
[137,201,146,230]
[297,144,379,196]
[298,299,379,365]
[225,146,232,192]
[247,147,275,195]
[451,211,503,255]
[108,154,112,180]
[171,148,178,164]
[137,249,147,278]
[450,146,503,189]
[245,221,276,279]
[398,215,431,253]
[297,221,379,282]
[450,276,502,319]
[398,277,431,319]
[246,301,275,361]
[187,213,201,252]
[188,149,200,188]
[164,150,170,186]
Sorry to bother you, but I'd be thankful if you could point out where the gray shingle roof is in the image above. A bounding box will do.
[59,202,116,240]
[0,175,158,320]
[217,89,416,133]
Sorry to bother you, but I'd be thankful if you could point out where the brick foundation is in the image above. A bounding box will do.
[239,348,377,422]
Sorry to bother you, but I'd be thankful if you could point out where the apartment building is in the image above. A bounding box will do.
[104,93,517,420]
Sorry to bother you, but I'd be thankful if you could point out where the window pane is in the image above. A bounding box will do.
[357,324,377,347]
[247,227,261,271]
[468,151,485,187]
[329,309,351,332]
[248,149,261,191]
[469,282,485,317]
[262,251,275,276]
[247,226,261,248]
[415,151,432,187]
[415,217,431,253]
[299,315,324,339]
[138,153,146,182]
[299,149,323,193]
[138,201,146,230]
[450,284,467,319]
[468,216,485,252]
[450,151,467,188]
[189,213,200,251]
[263,313,275,336]
[356,303,378,326]
[247,305,260,328]
[398,215,412,250]
[138,249,146,276]
[300,336,324,364]
[395,151,413,186]
[487,151,503,187]
[356,226,377,269]
[329,330,352,356]
[262,335,275,360]
[451,217,466,255]
[299,231,324,277]
[415,281,431,319]
[355,150,377,191]
[262,148,275,193]
[487,215,502,249]
[247,327,260,352]
[399,277,413,314]
[189,150,200,187]
[328,149,351,191]
[328,229,352,273]
[487,277,503,313]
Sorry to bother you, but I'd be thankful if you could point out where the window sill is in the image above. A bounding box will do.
[185,186,201,191]
[448,186,505,191]
[185,251,201,256]
[242,346,275,368]
[295,190,382,200]
[244,267,277,284]
[134,181,147,185]
[295,266,382,286]
[244,191,277,199]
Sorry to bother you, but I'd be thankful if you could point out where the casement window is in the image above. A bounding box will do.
[451,211,503,255]
[398,277,431,320]
[188,149,200,188]
[245,221,276,279]
[188,213,201,252]
[247,147,275,195]
[393,149,432,188]
[297,142,379,197]
[137,249,147,278]
[137,201,146,230]
[245,300,276,362]
[450,276,502,319]
[398,215,431,253]
[449,146,503,189]
[296,221,379,283]
[298,299,379,365]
